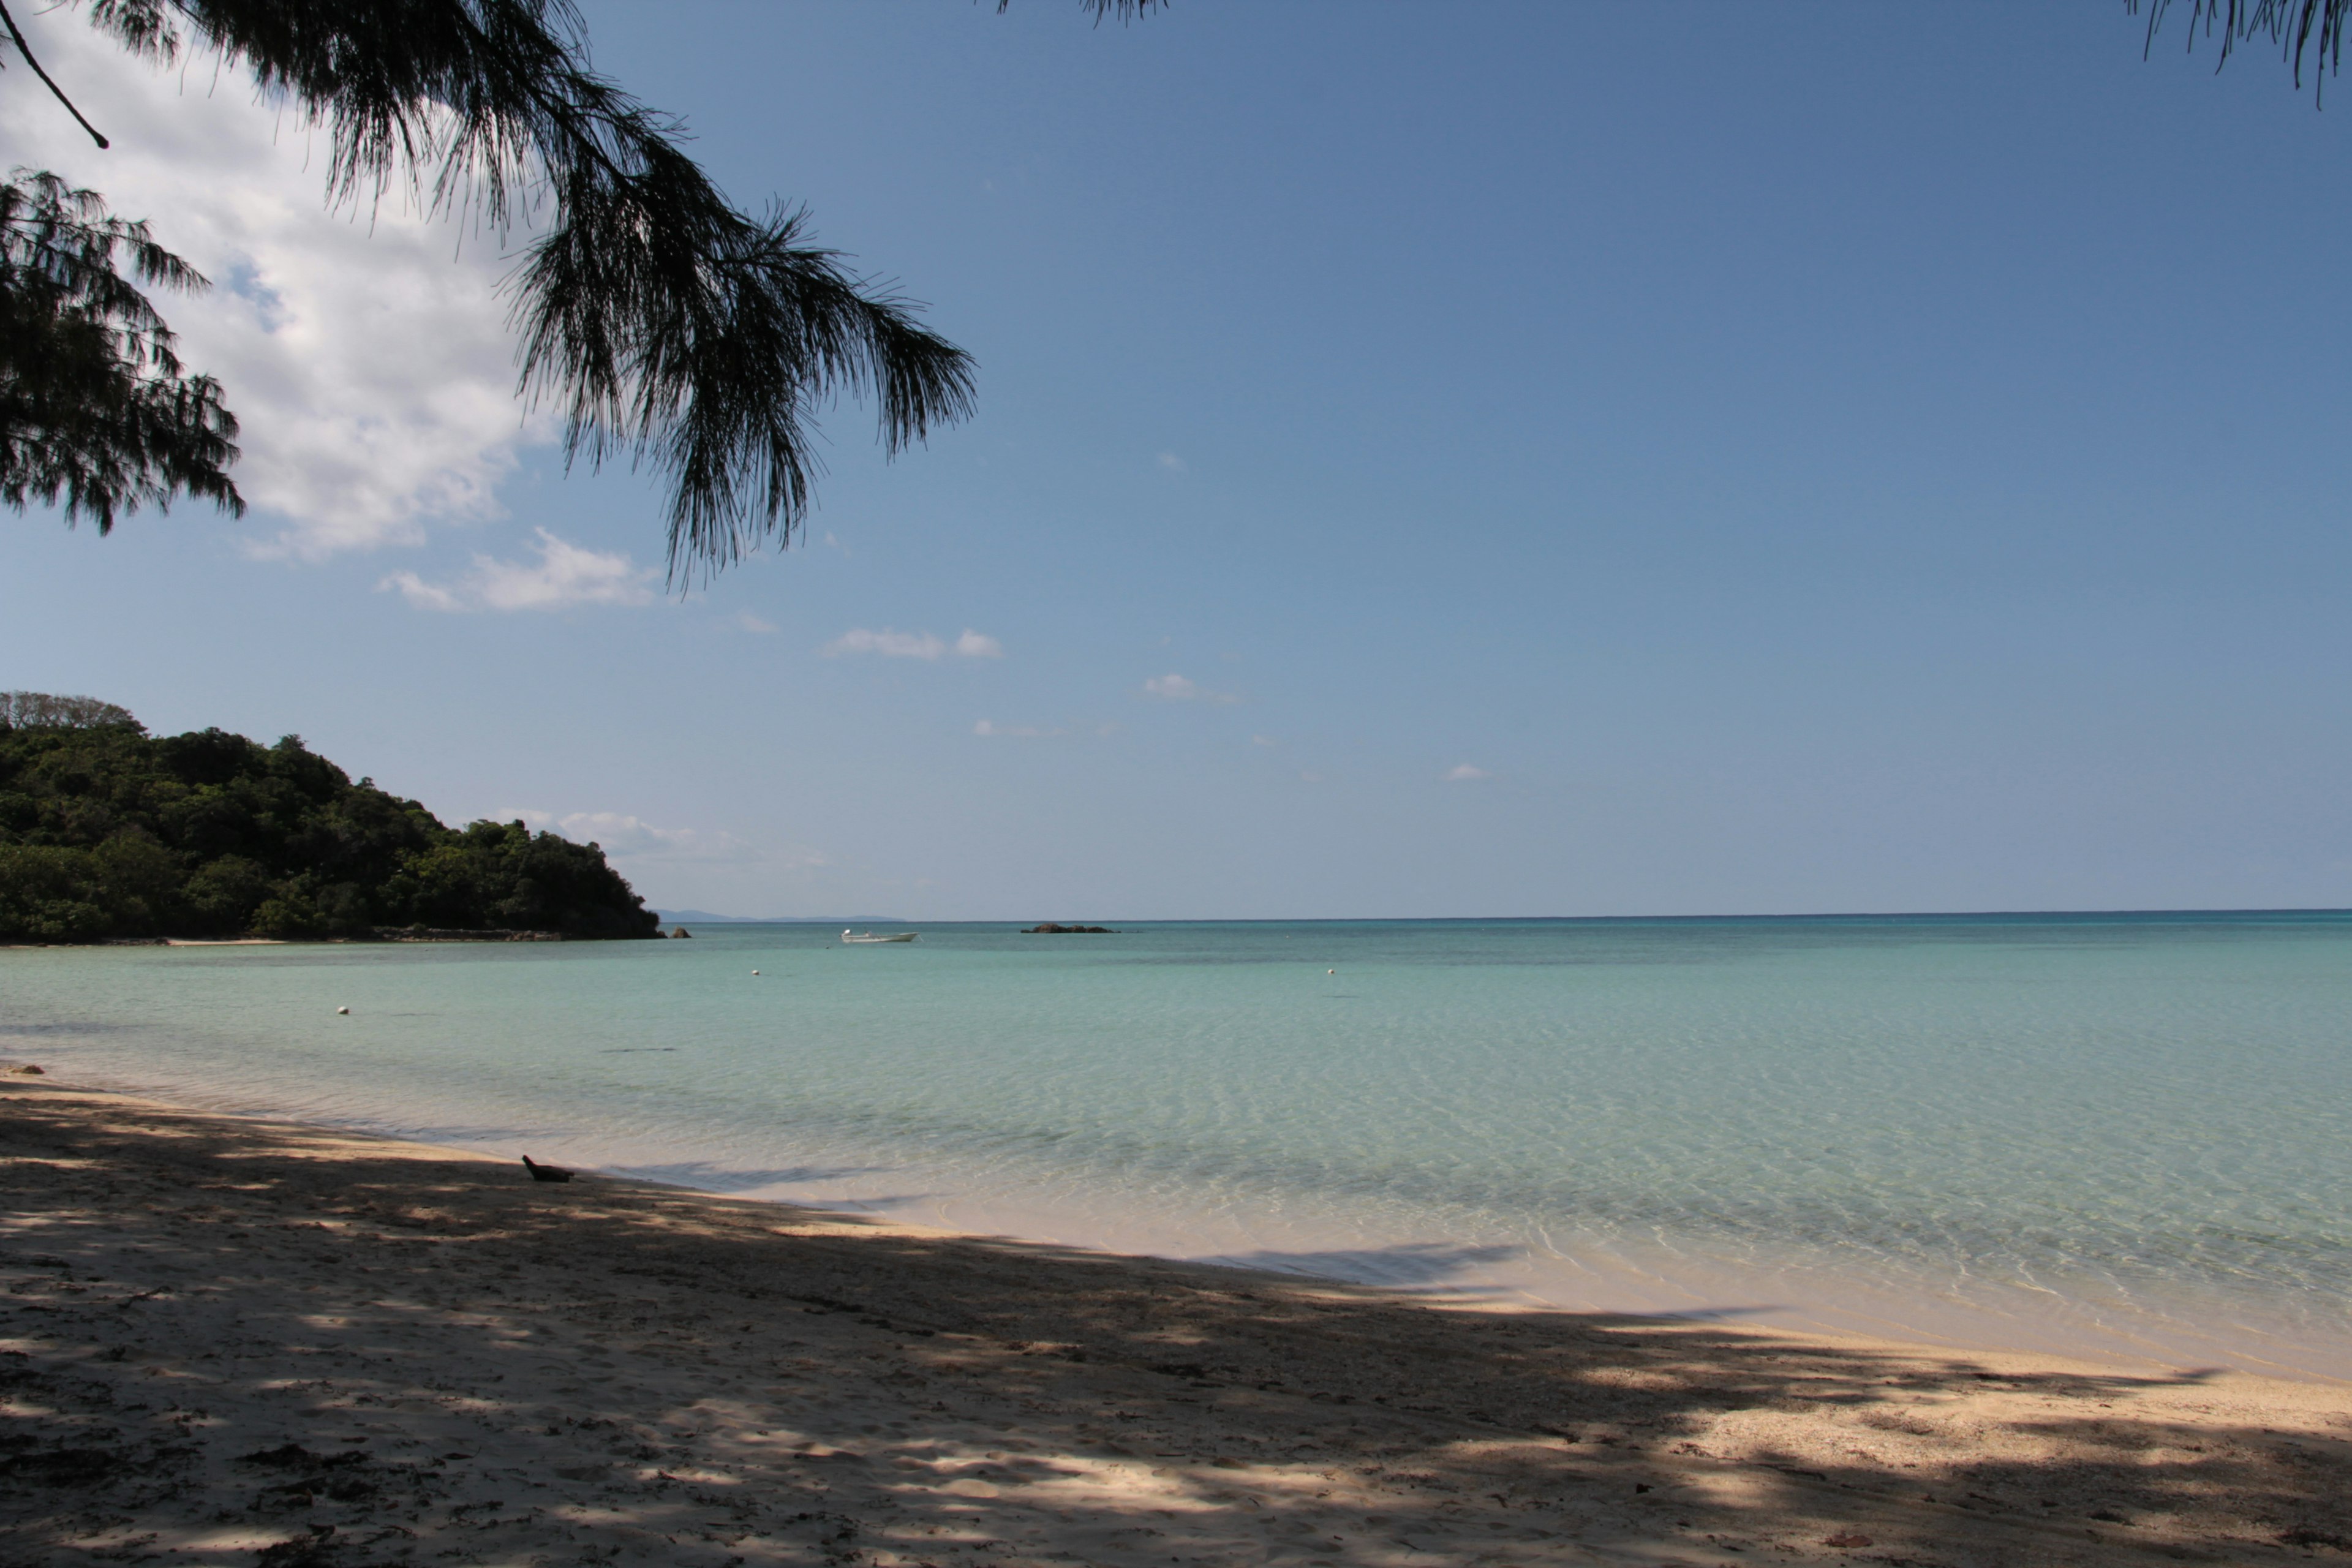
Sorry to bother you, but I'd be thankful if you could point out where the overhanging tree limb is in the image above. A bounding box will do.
[16,1,1158,567]
[69,0,997,579]
[0,170,243,530]
[2133,0,2351,97]
[0,0,112,147]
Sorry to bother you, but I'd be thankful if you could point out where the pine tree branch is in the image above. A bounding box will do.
[2133,1,2352,97]
[0,0,111,147]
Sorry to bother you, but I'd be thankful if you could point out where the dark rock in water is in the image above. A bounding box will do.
[669,926,693,938]
[1023,923,1117,934]
[7,1063,44,1075]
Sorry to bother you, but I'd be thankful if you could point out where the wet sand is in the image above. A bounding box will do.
[4,1070,2350,1567]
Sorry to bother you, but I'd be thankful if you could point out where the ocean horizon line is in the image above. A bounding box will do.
[654,905,2352,926]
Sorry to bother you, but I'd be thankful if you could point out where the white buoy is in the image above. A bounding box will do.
[336,1006,349,1015]
[1327,969,1336,975]
[752,969,761,976]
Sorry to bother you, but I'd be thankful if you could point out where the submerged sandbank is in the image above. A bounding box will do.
[4,1071,2350,1567]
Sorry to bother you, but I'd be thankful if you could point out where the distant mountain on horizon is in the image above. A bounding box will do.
[655,910,907,925]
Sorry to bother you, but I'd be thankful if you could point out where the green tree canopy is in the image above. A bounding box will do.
[1,688,142,729]
[0,699,660,942]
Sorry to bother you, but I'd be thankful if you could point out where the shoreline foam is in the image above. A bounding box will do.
[6,1070,2352,1565]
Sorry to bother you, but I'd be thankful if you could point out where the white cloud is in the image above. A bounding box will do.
[826,627,1003,660]
[972,718,1118,739]
[827,628,945,659]
[1,24,552,558]
[1253,734,1279,748]
[1157,452,1188,473]
[1143,673,1240,704]
[1444,763,1493,782]
[500,807,804,866]
[522,810,697,856]
[377,572,465,613]
[736,612,780,634]
[380,528,657,611]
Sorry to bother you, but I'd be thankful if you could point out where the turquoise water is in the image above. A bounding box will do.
[4,914,2350,1378]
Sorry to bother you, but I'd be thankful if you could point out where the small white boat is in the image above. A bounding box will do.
[840,928,919,944]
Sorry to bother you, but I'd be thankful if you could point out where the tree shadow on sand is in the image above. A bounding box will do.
[606,1160,895,1193]
[1197,1240,1530,1293]
[4,1081,2349,1567]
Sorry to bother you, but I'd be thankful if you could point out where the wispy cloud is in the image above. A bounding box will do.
[379,529,657,611]
[1,26,551,560]
[826,627,1005,660]
[1142,673,1240,704]
[736,612,780,635]
[501,810,699,856]
[500,808,816,867]
[971,718,1120,739]
[1253,734,1279,748]
[1158,451,1188,473]
[1444,763,1493,782]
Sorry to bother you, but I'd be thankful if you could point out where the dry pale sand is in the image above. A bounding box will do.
[4,1072,2351,1568]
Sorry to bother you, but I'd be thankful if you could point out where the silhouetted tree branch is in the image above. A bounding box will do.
[6,2,1159,577]
[0,170,241,532]
[2134,0,2351,98]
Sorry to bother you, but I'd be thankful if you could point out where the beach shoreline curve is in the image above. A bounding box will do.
[5,1071,2350,1566]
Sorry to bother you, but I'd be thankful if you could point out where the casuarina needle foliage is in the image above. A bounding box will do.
[0,170,241,533]
[4,1,1187,577]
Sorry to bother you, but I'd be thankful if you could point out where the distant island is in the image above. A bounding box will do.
[0,692,658,944]
[1023,922,1117,934]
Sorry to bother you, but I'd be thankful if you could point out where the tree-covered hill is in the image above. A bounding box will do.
[0,695,658,943]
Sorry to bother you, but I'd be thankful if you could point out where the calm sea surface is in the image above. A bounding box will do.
[5,914,2349,1378]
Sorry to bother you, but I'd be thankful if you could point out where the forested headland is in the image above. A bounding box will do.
[0,693,658,943]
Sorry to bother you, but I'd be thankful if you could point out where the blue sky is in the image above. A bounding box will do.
[6,2,2351,918]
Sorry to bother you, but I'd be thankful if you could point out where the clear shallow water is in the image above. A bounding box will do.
[4,914,2350,1379]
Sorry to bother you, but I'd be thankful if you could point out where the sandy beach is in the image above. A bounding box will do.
[4,1071,2350,1567]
